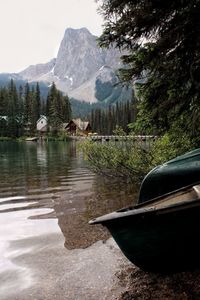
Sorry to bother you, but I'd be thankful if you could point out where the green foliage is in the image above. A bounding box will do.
[81,130,194,182]
[151,132,193,167]
[128,107,156,135]
[97,0,200,143]
[90,97,136,134]
[36,82,41,121]
[57,130,71,141]
[0,80,71,138]
[46,82,71,134]
[44,131,71,141]
[113,125,126,136]
[70,98,93,118]
[81,140,152,182]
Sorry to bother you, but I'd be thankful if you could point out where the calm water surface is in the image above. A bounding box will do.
[0,141,138,299]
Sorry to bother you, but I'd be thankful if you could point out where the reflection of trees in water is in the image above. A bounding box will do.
[0,141,139,250]
[0,141,76,191]
[55,175,139,250]
[85,178,139,220]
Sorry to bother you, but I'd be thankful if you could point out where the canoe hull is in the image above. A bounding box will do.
[139,149,200,203]
[103,203,200,273]
[90,148,200,273]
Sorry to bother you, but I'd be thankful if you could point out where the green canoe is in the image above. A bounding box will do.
[90,183,200,272]
[90,149,200,273]
[139,148,200,203]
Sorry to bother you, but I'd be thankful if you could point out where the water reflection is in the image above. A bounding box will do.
[0,141,140,298]
[0,207,61,297]
[0,141,139,249]
[56,175,139,249]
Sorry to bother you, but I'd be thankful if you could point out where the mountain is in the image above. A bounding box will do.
[19,58,56,82]
[69,65,131,103]
[0,73,50,98]
[17,27,130,104]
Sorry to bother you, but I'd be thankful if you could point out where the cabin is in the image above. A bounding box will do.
[64,118,92,136]
[37,115,48,134]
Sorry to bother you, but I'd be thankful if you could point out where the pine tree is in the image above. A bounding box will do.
[29,86,38,135]
[17,85,25,136]
[98,0,200,137]
[24,82,31,124]
[0,88,9,136]
[0,80,71,138]
[7,80,19,137]
[35,82,41,120]
[46,82,71,134]
[62,95,71,122]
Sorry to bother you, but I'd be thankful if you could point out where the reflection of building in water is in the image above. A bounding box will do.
[0,140,138,252]
[68,140,78,158]
[37,143,47,167]
[37,143,49,190]
[36,141,74,189]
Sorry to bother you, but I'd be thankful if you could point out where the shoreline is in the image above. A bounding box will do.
[116,262,200,299]
[0,233,129,300]
[2,223,200,300]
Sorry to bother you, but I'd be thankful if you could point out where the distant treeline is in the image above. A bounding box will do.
[0,80,71,137]
[90,98,137,135]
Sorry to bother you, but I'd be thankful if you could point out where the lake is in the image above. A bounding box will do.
[0,141,138,299]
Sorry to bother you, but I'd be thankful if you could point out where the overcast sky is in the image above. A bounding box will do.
[0,0,104,73]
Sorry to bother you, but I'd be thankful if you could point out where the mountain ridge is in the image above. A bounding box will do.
[0,27,131,105]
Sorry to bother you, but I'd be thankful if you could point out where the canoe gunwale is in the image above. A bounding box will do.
[138,149,200,203]
[136,181,200,209]
[166,151,200,165]
[89,181,200,225]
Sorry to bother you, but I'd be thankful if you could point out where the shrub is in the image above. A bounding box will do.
[81,131,194,183]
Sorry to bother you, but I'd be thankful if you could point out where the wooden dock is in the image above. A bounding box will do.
[25,137,38,142]
[87,135,157,149]
[88,135,157,142]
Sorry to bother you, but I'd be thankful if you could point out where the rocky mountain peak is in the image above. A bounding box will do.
[53,27,104,90]
[64,27,93,37]
[18,27,129,103]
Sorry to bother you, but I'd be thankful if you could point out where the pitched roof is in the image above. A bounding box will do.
[72,118,90,131]
[62,122,69,129]
[37,115,47,123]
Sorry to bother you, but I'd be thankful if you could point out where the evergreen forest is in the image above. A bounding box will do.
[97,0,200,147]
[90,97,136,135]
[0,80,71,137]
[81,0,200,182]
